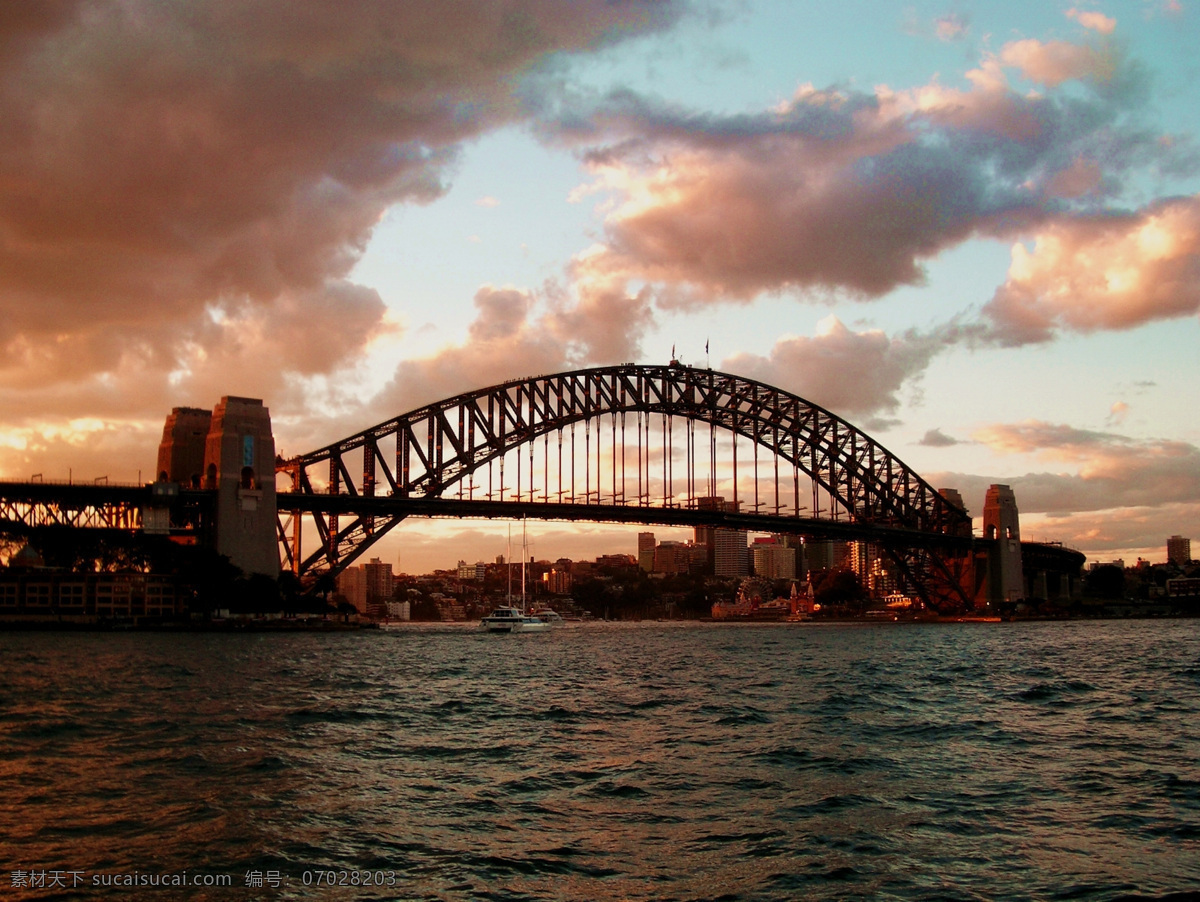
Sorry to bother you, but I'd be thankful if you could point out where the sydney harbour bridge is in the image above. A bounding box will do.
[0,363,1081,611]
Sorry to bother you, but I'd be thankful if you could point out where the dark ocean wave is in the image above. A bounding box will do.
[2,621,1199,901]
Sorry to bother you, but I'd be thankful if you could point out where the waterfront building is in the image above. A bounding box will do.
[1166,577,1200,599]
[0,569,182,621]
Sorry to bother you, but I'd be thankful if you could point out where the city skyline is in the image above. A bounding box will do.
[1,1,1198,574]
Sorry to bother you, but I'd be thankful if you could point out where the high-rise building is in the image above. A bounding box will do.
[713,528,748,577]
[336,567,368,614]
[694,496,725,549]
[653,541,692,575]
[848,542,877,583]
[802,538,836,573]
[694,497,748,576]
[1168,535,1191,565]
[637,532,656,572]
[866,553,899,597]
[541,568,573,595]
[364,557,394,618]
[751,536,796,579]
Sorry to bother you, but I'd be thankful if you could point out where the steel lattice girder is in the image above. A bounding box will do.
[0,497,142,530]
[0,483,212,539]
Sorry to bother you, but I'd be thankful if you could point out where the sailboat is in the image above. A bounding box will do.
[479,519,549,633]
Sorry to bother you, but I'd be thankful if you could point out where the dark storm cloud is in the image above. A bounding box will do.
[0,0,686,420]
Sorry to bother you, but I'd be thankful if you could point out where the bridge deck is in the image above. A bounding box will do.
[275,493,984,552]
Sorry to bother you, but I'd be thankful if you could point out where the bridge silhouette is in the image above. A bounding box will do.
[276,364,983,608]
[1,364,1082,612]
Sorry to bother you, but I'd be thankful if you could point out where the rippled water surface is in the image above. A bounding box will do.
[2,620,1199,900]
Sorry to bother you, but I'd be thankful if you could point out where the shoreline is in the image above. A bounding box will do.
[2,609,1196,632]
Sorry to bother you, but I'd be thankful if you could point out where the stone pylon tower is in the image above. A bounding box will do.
[983,484,1023,604]
[156,407,212,487]
[203,397,279,578]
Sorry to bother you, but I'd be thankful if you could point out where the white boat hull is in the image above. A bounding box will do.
[479,606,550,633]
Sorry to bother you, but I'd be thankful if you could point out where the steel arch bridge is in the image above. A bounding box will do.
[276,364,978,606]
[277,364,980,606]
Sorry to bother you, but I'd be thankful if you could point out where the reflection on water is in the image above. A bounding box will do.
[2,620,1198,900]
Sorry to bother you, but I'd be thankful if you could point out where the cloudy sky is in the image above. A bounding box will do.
[2,0,1197,572]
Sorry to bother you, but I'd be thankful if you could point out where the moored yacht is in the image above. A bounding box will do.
[479,519,549,633]
[479,605,550,633]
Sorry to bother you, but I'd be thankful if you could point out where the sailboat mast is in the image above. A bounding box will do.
[521,517,527,614]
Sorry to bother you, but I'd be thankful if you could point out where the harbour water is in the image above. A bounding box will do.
[2,620,1198,900]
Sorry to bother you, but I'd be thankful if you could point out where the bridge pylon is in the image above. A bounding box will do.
[157,397,278,578]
